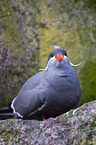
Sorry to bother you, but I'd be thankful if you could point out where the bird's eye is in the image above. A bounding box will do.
[65,52,67,57]
[50,53,53,57]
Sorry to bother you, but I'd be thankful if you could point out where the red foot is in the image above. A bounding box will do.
[42,116,46,121]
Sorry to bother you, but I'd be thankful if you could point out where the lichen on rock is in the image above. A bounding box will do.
[0,101,96,144]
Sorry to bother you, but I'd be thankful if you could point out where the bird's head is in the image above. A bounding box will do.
[47,52,70,70]
[47,46,68,62]
[40,46,81,71]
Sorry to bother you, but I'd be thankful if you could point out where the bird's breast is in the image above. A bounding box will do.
[45,71,74,92]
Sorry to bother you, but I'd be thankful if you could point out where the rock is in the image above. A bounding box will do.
[0,100,96,144]
[0,0,40,107]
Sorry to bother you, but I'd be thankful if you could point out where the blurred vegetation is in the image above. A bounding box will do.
[0,0,96,107]
[0,0,40,107]
[36,0,96,105]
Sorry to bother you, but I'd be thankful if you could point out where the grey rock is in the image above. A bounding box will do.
[0,100,96,144]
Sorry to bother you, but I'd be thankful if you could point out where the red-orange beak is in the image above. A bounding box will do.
[56,54,63,61]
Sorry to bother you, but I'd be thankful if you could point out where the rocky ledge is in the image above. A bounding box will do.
[0,100,96,144]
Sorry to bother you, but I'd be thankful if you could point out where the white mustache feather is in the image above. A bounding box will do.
[39,56,81,70]
[70,61,81,66]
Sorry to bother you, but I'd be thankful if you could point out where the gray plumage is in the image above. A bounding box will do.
[11,48,82,120]
[0,47,82,120]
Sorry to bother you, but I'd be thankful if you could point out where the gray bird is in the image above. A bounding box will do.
[0,46,82,120]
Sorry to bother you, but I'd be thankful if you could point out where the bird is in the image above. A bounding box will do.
[0,46,82,120]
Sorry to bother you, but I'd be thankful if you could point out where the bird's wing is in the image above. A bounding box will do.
[19,71,44,92]
[12,71,47,117]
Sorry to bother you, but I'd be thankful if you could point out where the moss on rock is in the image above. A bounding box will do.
[0,0,40,107]
[0,101,96,144]
[36,0,96,104]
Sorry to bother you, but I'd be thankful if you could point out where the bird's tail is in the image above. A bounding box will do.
[0,107,14,119]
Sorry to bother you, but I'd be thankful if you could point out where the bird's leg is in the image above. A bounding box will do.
[42,116,46,121]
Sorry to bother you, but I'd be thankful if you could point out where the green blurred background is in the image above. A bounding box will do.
[0,0,96,108]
